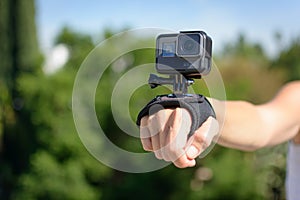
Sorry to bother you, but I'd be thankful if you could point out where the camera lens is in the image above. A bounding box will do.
[177,34,200,56]
[183,39,196,52]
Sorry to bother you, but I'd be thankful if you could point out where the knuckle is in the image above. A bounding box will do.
[161,150,171,162]
[193,131,206,143]
[154,150,162,160]
[140,128,149,139]
[140,116,149,126]
[169,146,184,161]
[147,115,156,126]
[142,142,152,151]
[143,146,151,151]
[169,144,179,154]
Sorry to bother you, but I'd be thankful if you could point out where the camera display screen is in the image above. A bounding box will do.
[162,42,176,57]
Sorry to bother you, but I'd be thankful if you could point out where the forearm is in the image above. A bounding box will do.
[210,92,300,151]
[211,99,268,151]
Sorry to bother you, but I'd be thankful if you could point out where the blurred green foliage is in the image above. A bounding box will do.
[1,0,299,200]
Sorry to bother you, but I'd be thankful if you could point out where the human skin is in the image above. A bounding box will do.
[140,81,300,168]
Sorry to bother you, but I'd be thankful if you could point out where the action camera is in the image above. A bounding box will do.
[156,31,212,78]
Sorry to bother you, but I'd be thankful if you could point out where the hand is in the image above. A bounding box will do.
[140,108,219,168]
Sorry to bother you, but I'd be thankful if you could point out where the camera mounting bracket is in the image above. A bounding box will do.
[148,73,199,95]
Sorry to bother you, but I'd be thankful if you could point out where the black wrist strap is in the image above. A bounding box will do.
[136,94,216,137]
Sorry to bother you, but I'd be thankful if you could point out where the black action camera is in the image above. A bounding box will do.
[156,31,212,78]
[149,30,213,94]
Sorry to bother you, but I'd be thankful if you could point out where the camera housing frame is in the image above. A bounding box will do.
[155,30,212,78]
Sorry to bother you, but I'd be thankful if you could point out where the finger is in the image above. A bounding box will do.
[185,145,200,160]
[140,129,153,151]
[150,109,176,160]
[153,135,162,159]
[160,132,171,161]
[140,116,153,151]
[166,108,190,162]
[159,110,177,161]
[173,154,196,168]
[147,114,163,159]
[186,117,219,159]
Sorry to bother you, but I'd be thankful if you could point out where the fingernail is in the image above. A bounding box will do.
[187,146,199,158]
[189,159,196,167]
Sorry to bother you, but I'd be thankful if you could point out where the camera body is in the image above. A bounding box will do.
[156,31,212,78]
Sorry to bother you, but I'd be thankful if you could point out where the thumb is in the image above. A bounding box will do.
[186,117,219,159]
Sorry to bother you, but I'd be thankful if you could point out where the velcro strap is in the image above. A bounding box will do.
[136,94,215,137]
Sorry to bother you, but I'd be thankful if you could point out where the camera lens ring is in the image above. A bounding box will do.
[182,39,196,52]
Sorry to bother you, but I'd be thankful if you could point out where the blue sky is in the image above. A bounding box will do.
[36,0,300,56]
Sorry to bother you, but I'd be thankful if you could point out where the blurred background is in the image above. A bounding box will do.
[1,0,300,199]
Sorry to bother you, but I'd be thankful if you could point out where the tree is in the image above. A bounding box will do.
[271,37,300,81]
[12,27,111,199]
[0,0,41,198]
